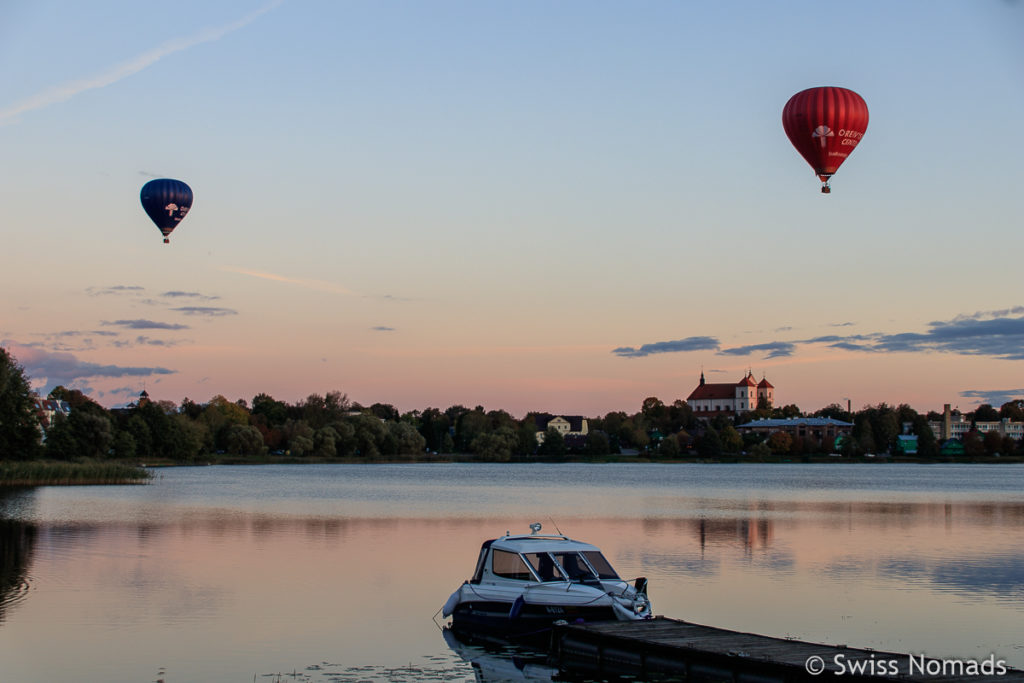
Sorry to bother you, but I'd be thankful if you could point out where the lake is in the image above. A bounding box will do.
[1,463,1022,682]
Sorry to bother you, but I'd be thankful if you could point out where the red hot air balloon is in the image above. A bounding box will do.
[782,87,869,193]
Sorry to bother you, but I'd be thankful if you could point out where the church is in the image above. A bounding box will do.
[686,371,773,417]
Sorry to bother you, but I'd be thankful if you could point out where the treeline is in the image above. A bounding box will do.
[2,347,1023,463]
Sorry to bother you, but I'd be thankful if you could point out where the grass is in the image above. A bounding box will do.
[0,460,153,486]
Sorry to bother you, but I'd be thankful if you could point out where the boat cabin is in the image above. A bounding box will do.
[471,533,621,586]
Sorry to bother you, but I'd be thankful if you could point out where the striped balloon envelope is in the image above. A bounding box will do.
[782,87,869,193]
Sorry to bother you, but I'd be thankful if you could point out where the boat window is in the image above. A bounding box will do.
[552,552,597,580]
[581,551,620,579]
[491,549,535,581]
[524,552,566,582]
[471,543,491,583]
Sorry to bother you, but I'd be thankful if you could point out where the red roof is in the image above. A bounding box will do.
[737,374,756,387]
[687,383,737,401]
[758,378,774,388]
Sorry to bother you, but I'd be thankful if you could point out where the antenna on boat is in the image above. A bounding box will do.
[549,517,564,536]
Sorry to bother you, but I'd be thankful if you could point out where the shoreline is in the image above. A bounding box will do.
[4,455,1020,487]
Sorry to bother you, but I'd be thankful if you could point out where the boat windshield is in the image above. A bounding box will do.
[491,549,535,581]
[581,551,619,580]
[552,552,597,580]
[523,552,566,582]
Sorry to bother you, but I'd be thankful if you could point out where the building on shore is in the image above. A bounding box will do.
[735,417,853,447]
[534,414,589,445]
[928,403,1024,441]
[686,371,773,418]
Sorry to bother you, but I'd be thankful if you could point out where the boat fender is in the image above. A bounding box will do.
[509,595,525,620]
[441,588,462,618]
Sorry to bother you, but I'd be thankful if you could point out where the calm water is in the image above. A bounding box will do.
[1,463,1023,682]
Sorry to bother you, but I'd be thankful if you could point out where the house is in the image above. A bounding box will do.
[928,404,1024,441]
[686,371,773,417]
[34,398,72,440]
[534,414,589,445]
[895,434,918,455]
[735,417,853,444]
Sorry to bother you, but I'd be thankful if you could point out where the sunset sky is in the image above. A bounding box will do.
[2,0,1023,417]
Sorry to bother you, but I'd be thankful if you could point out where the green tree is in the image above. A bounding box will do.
[418,408,451,453]
[251,393,288,427]
[913,417,939,458]
[313,426,339,458]
[470,427,518,461]
[767,431,793,455]
[748,441,772,460]
[538,427,566,458]
[657,435,680,458]
[719,425,743,454]
[45,410,113,460]
[695,428,722,458]
[999,400,1024,422]
[171,414,207,460]
[0,348,41,460]
[388,421,427,455]
[283,419,314,456]
[963,431,984,459]
[455,409,489,452]
[983,430,1003,456]
[585,430,611,456]
[972,404,1000,422]
[110,429,137,460]
[350,414,387,458]
[200,395,251,450]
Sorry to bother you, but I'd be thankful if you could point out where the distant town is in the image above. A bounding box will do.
[3,346,1022,467]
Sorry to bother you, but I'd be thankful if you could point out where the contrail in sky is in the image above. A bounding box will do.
[222,266,355,295]
[0,0,283,126]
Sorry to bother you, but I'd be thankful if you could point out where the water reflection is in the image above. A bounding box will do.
[1,466,1023,681]
[0,518,36,623]
[442,629,558,682]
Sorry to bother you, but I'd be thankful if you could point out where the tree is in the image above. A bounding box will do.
[719,425,743,454]
[657,435,680,458]
[767,431,793,455]
[963,431,984,459]
[538,427,566,458]
[814,403,852,422]
[387,421,426,455]
[200,395,250,450]
[913,417,939,458]
[45,410,113,460]
[983,430,1003,457]
[251,393,288,427]
[748,442,772,459]
[972,404,1000,423]
[470,427,518,461]
[283,419,314,456]
[313,426,339,458]
[695,427,722,458]
[1000,400,1024,422]
[455,409,489,452]
[369,403,399,421]
[0,347,41,460]
[585,430,611,456]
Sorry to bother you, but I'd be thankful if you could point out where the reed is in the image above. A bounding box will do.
[0,461,152,486]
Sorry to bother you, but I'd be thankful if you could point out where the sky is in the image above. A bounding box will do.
[2,0,1023,418]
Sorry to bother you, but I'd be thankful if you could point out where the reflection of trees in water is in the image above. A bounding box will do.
[0,519,36,623]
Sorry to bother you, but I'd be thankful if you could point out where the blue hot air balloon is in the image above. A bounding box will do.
[140,178,193,244]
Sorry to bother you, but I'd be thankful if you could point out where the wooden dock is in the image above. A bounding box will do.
[549,617,1024,682]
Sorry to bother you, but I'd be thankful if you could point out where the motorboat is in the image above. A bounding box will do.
[441,523,652,641]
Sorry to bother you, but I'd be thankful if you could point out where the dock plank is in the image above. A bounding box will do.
[549,617,1024,682]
